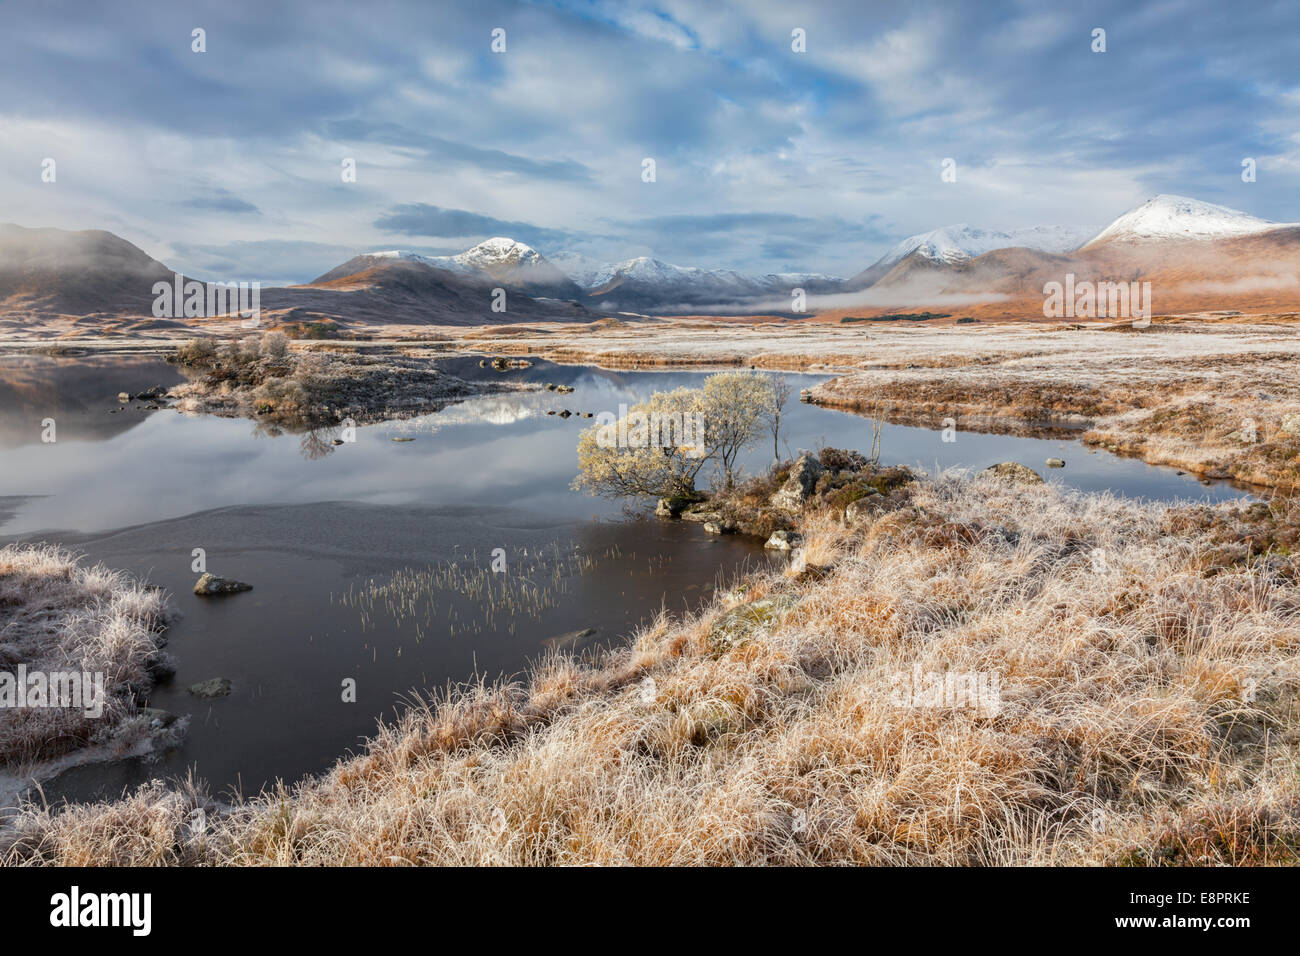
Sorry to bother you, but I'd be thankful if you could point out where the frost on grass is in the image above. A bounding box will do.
[6,473,1299,866]
[0,544,173,771]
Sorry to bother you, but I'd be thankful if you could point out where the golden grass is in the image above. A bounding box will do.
[0,544,171,768]
[5,474,1298,866]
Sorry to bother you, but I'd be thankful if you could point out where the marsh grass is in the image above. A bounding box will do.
[6,473,1298,865]
[0,544,171,769]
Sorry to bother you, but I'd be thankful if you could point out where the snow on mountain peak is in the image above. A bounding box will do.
[452,237,543,269]
[876,223,1088,269]
[1083,194,1294,247]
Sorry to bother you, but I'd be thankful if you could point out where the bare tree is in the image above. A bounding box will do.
[764,375,792,463]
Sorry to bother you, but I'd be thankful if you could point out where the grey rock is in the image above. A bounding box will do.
[764,530,799,550]
[1045,457,1065,468]
[771,454,825,511]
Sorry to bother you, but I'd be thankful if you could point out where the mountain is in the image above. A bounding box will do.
[567,255,841,313]
[1080,194,1300,248]
[0,224,178,316]
[316,238,584,300]
[845,224,1088,290]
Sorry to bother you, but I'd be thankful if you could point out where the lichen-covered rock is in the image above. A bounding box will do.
[980,462,1044,484]
[655,495,703,517]
[707,595,798,654]
[193,573,253,596]
[771,454,825,511]
[844,490,883,526]
[1046,457,1065,468]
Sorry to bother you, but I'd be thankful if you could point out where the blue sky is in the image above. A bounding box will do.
[3,0,1297,284]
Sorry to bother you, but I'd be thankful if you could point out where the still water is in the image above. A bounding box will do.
[0,353,1248,803]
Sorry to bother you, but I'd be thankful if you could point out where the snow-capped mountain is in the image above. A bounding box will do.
[878,224,1088,268]
[333,238,583,299]
[844,223,1089,290]
[1081,194,1299,247]
[553,254,840,312]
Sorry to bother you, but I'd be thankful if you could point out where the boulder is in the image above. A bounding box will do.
[980,462,1044,485]
[707,595,798,654]
[188,678,232,699]
[193,573,253,596]
[1045,457,1065,468]
[770,454,825,511]
[764,530,799,550]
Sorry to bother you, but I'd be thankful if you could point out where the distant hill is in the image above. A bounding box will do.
[0,224,177,316]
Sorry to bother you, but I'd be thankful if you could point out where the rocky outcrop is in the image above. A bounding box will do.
[980,462,1044,484]
[771,455,824,511]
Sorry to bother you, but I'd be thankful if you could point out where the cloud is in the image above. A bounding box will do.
[182,190,260,214]
[0,0,1296,283]
[373,204,580,248]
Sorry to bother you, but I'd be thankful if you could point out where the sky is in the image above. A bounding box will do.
[2,0,1298,285]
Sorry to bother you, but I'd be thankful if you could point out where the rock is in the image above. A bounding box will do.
[391,436,415,442]
[332,438,345,445]
[980,462,1044,484]
[134,385,168,400]
[707,596,798,654]
[545,383,557,391]
[771,454,825,511]
[799,389,812,403]
[117,392,131,403]
[556,385,574,394]
[656,495,703,517]
[1281,413,1300,436]
[193,573,253,596]
[764,530,799,550]
[955,316,977,324]
[1045,457,1065,468]
[582,412,593,418]
[541,627,596,652]
[188,678,232,699]
[844,491,883,526]
[558,409,572,418]
[679,506,720,523]
[703,520,727,535]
